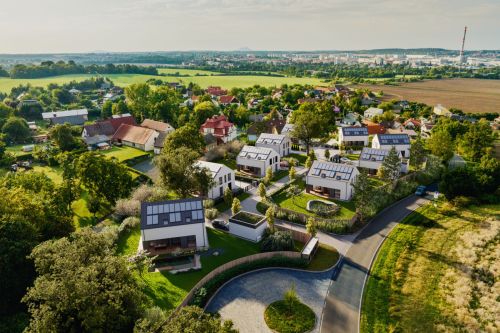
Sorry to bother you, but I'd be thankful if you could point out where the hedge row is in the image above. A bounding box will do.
[190,256,308,308]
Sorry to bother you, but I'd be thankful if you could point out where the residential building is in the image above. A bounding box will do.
[154,132,167,154]
[206,86,227,97]
[112,124,159,151]
[236,145,280,177]
[200,115,237,145]
[363,107,383,119]
[218,95,239,106]
[340,112,361,126]
[255,133,291,157]
[141,119,175,134]
[305,161,359,200]
[195,161,235,199]
[42,109,88,125]
[140,198,208,255]
[362,119,386,135]
[338,127,369,147]
[433,104,452,117]
[403,118,421,129]
[359,147,403,174]
[82,114,136,146]
[247,119,286,141]
[371,133,411,158]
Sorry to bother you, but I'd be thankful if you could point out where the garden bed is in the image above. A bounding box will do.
[264,299,316,333]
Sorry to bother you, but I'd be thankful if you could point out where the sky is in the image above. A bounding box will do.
[0,0,499,53]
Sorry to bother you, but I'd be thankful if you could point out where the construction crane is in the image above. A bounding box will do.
[459,26,467,64]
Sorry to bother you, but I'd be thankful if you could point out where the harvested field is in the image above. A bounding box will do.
[351,78,500,113]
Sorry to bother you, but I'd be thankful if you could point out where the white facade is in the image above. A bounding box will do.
[359,147,405,174]
[338,127,369,147]
[255,133,291,157]
[306,161,359,201]
[141,223,208,249]
[371,134,411,158]
[122,132,158,152]
[195,161,235,200]
[363,107,383,119]
[229,219,268,242]
[237,145,280,177]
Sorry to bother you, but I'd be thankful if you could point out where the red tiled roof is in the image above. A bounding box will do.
[84,115,136,137]
[362,120,386,135]
[200,115,235,138]
[219,95,237,104]
[403,118,422,127]
[206,86,227,96]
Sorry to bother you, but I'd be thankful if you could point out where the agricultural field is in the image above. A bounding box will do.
[0,72,325,93]
[361,202,500,333]
[157,68,220,76]
[351,78,500,113]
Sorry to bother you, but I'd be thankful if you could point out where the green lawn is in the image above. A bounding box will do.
[367,177,387,188]
[31,164,63,184]
[272,181,356,219]
[0,73,324,93]
[71,190,110,229]
[100,146,150,162]
[307,244,340,271]
[361,202,500,333]
[157,68,220,76]
[5,144,37,156]
[215,192,251,213]
[218,157,236,170]
[287,153,308,166]
[272,169,289,182]
[117,227,260,310]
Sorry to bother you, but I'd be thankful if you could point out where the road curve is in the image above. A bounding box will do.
[320,195,429,333]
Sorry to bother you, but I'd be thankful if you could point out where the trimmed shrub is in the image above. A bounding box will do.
[260,231,295,252]
[205,208,219,220]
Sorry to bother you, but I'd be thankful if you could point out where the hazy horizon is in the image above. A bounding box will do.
[0,0,499,53]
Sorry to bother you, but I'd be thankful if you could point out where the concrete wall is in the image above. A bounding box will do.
[141,223,209,249]
[229,221,268,242]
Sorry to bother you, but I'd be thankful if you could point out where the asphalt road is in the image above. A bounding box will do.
[320,195,429,333]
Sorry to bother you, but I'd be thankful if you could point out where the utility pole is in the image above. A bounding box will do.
[459,26,467,65]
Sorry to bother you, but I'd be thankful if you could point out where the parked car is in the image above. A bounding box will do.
[415,185,426,196]
[212,220,229,231]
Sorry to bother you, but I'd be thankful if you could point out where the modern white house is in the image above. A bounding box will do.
[140,198,209,255]
[359,147,405,174]
[371,133,411,158]
[195,161,235,200]
[338,127,369,147]
[363,107,383,119]
[236,145,280,178]
[306,161,359,201]
[255,133,291,157]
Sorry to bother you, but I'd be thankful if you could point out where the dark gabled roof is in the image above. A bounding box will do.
[375,134,410,145]
[308,161,357,181]
[247,119,286,135]
[154,132,167,148]
[141,198,205,230]
[341,127,368,137]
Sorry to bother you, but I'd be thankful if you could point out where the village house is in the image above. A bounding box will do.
[195,161,235,200]
[362,119,386,135]
[433,104,452,117]
[153,132,167,154]
[206,86,227,97]
[306,161,359,201]
[218,95,239,106]
[112,124,159,151]
[363,107,384,119]
[371,133,411,158]
[255,133,291,157]
[200,115,236,145]
[82,114,136,146]
[140,198,208,256]
[247,119,286,141]
[42,109,88,126]
[247,98,261,109]
[141,119,175,135]
[403,118,421,129]
[358,147,404,175]
[338,127,369,147]
[236,145,280,177]
[339,112,361,127]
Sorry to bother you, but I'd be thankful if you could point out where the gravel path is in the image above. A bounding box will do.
[205,267,333,333]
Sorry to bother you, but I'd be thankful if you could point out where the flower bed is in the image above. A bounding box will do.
[306,199,339,217]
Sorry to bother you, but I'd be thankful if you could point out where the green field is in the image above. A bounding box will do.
[361,202,500,333]
[157,68,220,76]
[0,73,324,93]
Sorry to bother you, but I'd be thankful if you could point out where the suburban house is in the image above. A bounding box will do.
[140,198,208,255]
[42,109,88,125]
[255,133,291,157]
[420,120,435,138]
[112,124,159,151]
[363,107,383,119]
[206,86,227,97]
[195,161,235,200]
[338,127,369,147]
[247,119,286,141]
[358,147,403,175]
[236,145,280,177]
[340,112,361,126]
[386,128,418,139]
[433,104,452,117]
[403,118,422,129]
[82,114,136,146]
[305,161,359,200]
[141,119,175,135]
[362,119,386,135]
[218,95,239,106]
[371,133,411,158]
[200,115,237,145]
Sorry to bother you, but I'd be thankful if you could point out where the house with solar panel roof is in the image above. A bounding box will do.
[306,161,359,200]
[338,126,369,147]
[255,133,291,157]
[358,147,404,175]
[140,198,208,256]
[236,145,280,177]
[371,133,411,158]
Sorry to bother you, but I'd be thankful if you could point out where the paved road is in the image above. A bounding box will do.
[320,195,429,333]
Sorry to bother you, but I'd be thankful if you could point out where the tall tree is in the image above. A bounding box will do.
[1,117,30,143]
[291,103,326,154]
[426,130,454,162]
[163,124,205,154]
[378,147,401,182]
[23,229,146,332]
[409,137,426,170]
[352,170,374,221]
[192,101,219,127]
[149,86,180,123]
[49,123,82,151]
[125,83,151,121]
[457,119,495,161]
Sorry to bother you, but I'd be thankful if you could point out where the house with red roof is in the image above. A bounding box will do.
[403,118,422,129]
[82,114,136,146]
[218,95,239,106]
[206,86,227,97]
[362,120,386,135]
[200,115,237,145]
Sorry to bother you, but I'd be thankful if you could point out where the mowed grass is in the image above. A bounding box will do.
[117,227,260,310]
[307,244,340,271]
[0,72,324,92]
[361,202,500,333]
[100,146,149,162]
[351,78,500,114]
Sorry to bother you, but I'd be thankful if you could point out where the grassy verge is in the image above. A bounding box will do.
[361,202,500,333]
[264,299,316,333]
[287,153,308,166]
[307,244,340,271]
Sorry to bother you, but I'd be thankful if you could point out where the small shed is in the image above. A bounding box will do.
[228,211,268,242]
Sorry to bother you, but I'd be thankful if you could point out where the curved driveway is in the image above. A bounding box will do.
[320,195,428,333]
[206,268,333,333]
